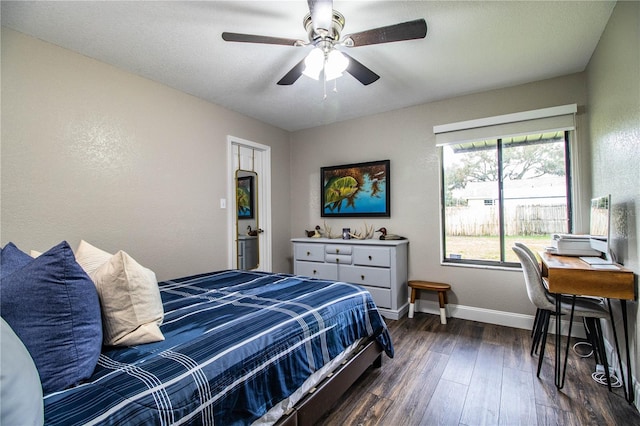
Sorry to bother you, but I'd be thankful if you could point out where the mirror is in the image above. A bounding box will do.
[236,169,259,270]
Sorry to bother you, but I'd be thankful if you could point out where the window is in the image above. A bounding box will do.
[441,131,572,266]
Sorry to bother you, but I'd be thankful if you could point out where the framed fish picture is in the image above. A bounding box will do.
[321,160,390,217]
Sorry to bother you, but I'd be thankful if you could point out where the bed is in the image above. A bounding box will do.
[40,269,394,425]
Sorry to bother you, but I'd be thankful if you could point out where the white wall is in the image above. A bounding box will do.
[586,0,639,405]
[1,28,292,279]
[290,74,589,318]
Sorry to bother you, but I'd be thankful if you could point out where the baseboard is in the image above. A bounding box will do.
[378,302,409,321]
[413,300,586,337]
[414,300,638,407]
[602,336,640,408]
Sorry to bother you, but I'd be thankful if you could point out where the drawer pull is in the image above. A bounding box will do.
[336,248,340,254]
[336,258,340,263]
[306,251,310,256]
[368,255,372,261]
[313,269,317,274]
[361,275,365,280]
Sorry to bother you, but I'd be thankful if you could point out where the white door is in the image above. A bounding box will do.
[227,136,272,271]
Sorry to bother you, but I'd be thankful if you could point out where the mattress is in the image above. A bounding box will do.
[43,270,394,425]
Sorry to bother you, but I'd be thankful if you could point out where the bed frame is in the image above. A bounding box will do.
[276,339,383,425]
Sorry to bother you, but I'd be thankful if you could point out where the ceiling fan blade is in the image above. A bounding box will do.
[277,58,306,85]
[222,32,302,46]
[343,53,380,86]
[307,0,333,34]
[343,19,427,47]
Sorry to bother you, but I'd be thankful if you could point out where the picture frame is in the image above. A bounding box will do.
[237,175,254,219]
[321,160,390,217]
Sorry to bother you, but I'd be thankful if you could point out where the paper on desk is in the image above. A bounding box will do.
[590,264,619,270]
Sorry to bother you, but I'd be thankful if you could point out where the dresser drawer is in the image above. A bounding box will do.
[325,244,352,255]
[294,244,325,262]
[366,287,391,309]
[292,238,408,320]
[294,261,338,280]
[325,254,352,265]
[353,246,391,267]
[339,265,391,288]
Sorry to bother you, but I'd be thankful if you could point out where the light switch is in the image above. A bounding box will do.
[220,198,226,209]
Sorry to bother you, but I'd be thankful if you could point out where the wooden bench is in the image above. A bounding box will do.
[408,280,451,324]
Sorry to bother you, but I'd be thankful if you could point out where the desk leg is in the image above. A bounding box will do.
[621,300,634,404]
[607,299,627,400]
[555,295,562,388]
[594,318,613,391]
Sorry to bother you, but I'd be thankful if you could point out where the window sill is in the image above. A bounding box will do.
[440,261,521,272]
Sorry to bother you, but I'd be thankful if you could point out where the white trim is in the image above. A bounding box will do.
[378,303,409,321]
[413,301,638,405]
[600,332,640,408]
[226,136,273,272]
[226,140,235,269]
[412,297,639,406]
[433,104,577,134]
[413,300,586,338]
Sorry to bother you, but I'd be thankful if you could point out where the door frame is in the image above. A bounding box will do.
[226,136,272,271]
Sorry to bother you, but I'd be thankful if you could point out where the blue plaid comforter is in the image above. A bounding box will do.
[44,270,394,425]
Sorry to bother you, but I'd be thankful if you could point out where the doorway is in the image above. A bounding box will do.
[227,136,272,271]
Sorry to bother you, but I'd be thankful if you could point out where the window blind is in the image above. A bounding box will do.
[433,104,577,146]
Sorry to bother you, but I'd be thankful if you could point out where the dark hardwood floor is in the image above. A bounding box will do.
[317,313,640,425]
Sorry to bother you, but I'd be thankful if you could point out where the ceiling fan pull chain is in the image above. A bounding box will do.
[323,74,328,100]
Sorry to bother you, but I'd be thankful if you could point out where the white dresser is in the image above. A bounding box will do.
[291,238,409,320]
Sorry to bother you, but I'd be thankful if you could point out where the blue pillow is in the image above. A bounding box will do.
[0,242,34,279]
[0,241,102,394]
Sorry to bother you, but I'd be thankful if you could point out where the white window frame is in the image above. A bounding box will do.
[434,105,578,267]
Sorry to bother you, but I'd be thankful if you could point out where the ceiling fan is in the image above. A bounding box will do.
[222,0,427,86]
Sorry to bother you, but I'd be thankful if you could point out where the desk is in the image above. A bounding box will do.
[540,252,635,403]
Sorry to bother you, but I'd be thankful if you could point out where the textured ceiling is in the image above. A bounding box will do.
[1,1,616,131]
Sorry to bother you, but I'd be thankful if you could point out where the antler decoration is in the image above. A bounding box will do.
[348,222,375,240]
[322,221,338,239]
[313,221,376,239]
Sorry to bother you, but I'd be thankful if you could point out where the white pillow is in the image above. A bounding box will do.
[75,240,113,279]
[0,317,44,426]
[93,250,164,346]
[29,250,42,258]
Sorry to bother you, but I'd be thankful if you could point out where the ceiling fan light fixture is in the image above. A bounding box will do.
[223,3,427,87]
[325,49,349,81]
[302,47,324,80]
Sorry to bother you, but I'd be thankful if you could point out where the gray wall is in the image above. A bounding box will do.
[586,0,639,402]
[1,28,292,279]
[287,0,639,401]
[290,74,589,318]
[2,2,638,398]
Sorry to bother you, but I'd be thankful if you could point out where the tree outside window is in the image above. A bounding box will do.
[441,132,571,266]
